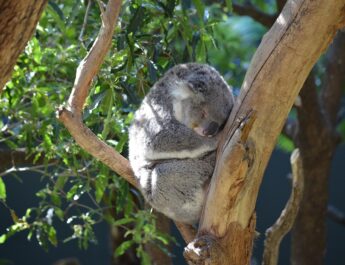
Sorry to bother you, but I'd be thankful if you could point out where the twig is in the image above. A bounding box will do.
[79,0,92,47]
[262,149,304,265]
[232,3,276,28]
[327,205,345,226]
[0,163,58,177]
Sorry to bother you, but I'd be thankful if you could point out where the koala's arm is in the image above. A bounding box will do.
[140,152,216,224]
[145,121,218,161]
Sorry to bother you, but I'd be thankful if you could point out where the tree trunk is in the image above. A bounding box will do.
[0,0,47,92]
[291,30,345,265]
[184,1,345,264]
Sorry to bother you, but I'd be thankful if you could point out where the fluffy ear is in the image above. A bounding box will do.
[187,80,206,94]
[170,82,193,100]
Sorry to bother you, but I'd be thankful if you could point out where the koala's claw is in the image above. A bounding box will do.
[184,235,220,265]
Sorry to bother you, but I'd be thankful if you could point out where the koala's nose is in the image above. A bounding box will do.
[203,121,220,137]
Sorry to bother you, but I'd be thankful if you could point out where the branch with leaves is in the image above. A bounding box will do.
[57,0,196,250]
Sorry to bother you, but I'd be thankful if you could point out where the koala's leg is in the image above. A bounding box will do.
[143,152,216,224]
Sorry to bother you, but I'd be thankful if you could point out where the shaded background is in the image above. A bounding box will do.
[1,147,344,265]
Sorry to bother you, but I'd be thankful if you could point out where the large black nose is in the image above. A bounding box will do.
[203,121,220,137]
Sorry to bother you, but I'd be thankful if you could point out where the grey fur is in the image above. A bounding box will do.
[128,63,234,224]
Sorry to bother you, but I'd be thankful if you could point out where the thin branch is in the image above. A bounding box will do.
[327,205,345,226]
[262,149,304,265]
[232,3,276,28]
[0,163,58,177]
[57,0,196,244]
[79,0,92,47]
[57,0,136,185]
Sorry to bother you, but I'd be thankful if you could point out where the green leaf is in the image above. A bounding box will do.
[127,6,146,34]
[277,134,294,152]
[101,89,114,140]
[95,174,108,203]
[225,0,233,12]
[66,185,79,201]
[51,191,61,207]
[54,175,68,191]
[48,226,57,246]
[141,251,151,265]
[114,240,134,257]
[113,217,135,226]
[192,0,205,22]
[54,207,64,221]
[0,234,6,244]
[0,178,6,200]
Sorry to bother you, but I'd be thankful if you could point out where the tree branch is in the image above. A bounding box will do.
[327,205,345,226]
[291,29,345,265]
[57,0,136,185]
[262,149,304,265]
[57,0,196,246]
[184,0,345,264]
[233,3,276,28]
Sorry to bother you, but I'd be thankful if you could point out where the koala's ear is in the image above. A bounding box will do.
[171,82,194,100]
[187,81,206,94]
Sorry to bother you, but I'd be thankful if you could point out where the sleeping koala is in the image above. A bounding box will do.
[128,63,234,224]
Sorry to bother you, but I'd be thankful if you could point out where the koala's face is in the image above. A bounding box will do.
[170,64,234,137]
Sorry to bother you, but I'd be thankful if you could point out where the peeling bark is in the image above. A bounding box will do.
[184,1,345,264]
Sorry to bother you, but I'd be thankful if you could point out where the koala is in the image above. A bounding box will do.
[128,63,234,224]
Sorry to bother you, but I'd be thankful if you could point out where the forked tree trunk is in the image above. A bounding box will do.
[184,1,345,264]
[0,0,47,92]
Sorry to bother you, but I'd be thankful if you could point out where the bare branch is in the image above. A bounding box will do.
[0,148,58,171]
[57,0,195,245]
[327,205,345,226]
[56,0,137,184]
[78,0,92,47]
[0,163,58,177]
[232,3,276,28]
[262,149,304,265]
[66,0,121,114]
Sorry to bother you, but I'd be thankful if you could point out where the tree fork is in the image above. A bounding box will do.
[184,1,345,264]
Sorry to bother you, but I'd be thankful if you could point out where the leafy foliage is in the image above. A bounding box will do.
[0,0,315,263]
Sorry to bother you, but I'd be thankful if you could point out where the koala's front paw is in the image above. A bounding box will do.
[184,235,223,265]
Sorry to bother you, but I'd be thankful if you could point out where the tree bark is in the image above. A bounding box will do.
[184,1,345,264]
[0,0,48,92]
[291,30,345,265]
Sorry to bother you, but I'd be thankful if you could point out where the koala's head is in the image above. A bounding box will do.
[169,63,234,137]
